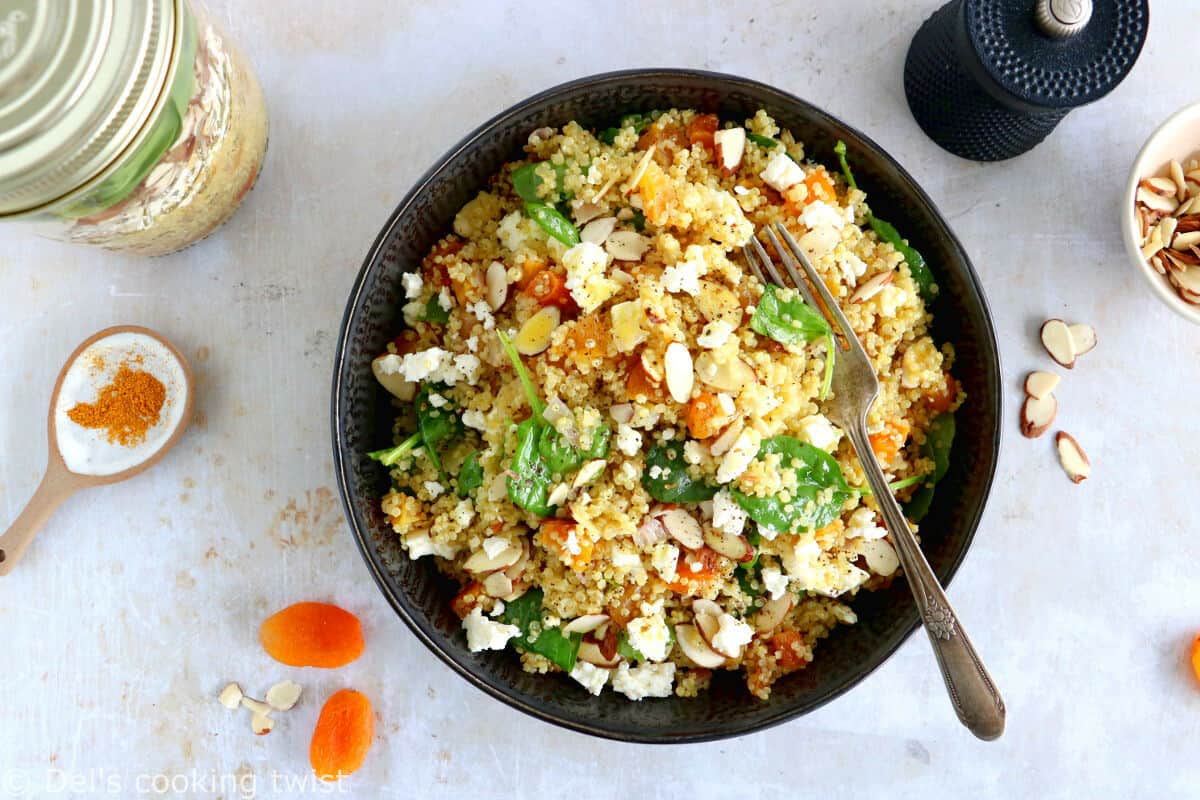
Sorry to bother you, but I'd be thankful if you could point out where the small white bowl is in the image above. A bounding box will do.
[1122,101,1200,324]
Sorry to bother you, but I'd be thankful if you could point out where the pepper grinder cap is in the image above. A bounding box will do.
[965,0,1148,112]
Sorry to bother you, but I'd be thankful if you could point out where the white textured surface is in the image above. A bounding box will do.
[2,1,1198,797]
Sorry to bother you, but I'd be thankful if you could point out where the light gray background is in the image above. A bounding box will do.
[1,1,1195,797]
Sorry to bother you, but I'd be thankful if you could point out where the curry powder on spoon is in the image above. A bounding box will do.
[67,364,166,447]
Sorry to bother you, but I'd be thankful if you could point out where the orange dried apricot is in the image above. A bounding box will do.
[686,113,719,154]
[770,630,809,672]
[686,392,723,439]
[869,418,911,465]
[259,602,364,668]
[310,689,374,782]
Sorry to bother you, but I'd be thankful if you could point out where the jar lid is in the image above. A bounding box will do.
[964,0,1148,111]
[0,0,177,216]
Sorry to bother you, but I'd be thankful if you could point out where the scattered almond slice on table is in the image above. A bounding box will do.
[1055,432,1090,484]
[1020,393,1057,439]
[1024,370,1059,400]
[1134,157,1200,306]
[1039,318,1097,368]
[217,680,304,736]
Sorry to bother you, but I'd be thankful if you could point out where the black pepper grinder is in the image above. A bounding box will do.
[903,0,1149,161]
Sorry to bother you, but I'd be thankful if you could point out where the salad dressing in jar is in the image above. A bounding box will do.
[0,0,268,255]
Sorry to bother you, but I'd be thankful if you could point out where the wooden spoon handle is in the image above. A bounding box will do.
[0,466,78,576]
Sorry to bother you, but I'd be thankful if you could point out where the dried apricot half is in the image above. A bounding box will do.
[259,602,364,668]
[310,689,374,782]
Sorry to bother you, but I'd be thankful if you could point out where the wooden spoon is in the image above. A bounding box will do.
[0,325,194,575]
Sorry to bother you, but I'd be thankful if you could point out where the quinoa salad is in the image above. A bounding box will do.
[369,109,960,701]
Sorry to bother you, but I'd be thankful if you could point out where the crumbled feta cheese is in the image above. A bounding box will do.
[423,480,444,498]
[490,601,506,617]
[402,300,425,327]
[564,527,582,556]
[482,536,510,559]
[569,662,611,696]
[616,424,643,457]
[798,414,841,452]
[397,347,477,385]
[402,532,458,560]
[497,210,527,252]
[428,392,448,408]
[401,272,423,299]
[462,409,487,431]
[611,548,641,569]
[374,353,403,375]
[662,245,708,296]
[649,541,679,582]
[846,507,887,540]
[761,566,789,600]
[799,200,847,231]
[453,353,481,384]
[563,241,619,313]
[877,285,907,318]
[683,440,707,465]
[437,287,453,312]
[469,300,496,330]
[466,335,479,352]
[612,661,676,700]
[711,613,754,656]
[619,460,640,481]
[760,152,804,192]
[451,500,475,529]
[836,251,868,286]
[463,608,520,652]
[781,538,870,597]
[697,319,734,349]
[711,489,747,537]
[716,429,761,484]
[626,613,671,662]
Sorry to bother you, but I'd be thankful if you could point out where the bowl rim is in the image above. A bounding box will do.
[1121,100,1200,325]
[332,67,1001,743]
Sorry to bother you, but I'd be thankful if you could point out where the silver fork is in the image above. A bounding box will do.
[745,222,1005,741]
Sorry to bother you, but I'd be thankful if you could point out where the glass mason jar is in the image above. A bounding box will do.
[0,0,268,256]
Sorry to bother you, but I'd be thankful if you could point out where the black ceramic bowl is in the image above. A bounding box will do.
[332,69,1000,743]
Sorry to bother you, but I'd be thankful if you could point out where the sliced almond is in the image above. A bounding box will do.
[577,640,621,668]
[1173,231,1200,251]
[694,280,743,327]
[713,127,746,173]
[502,539,531,581]
[753,595,792,633]
[562,614,610,634]
[546,482,571,507]
[626,145,655,195]
[1171,160,1188,201]
[241,697,273,716]
[1159,215,1178,248]
[610,300,648,353]
[633,515,667,548]
[664,342,695,403]
[572,200,606,225]
[265,680,303,712]
[1020,394,1057,439]
[1143,176,1178,195]
[639,350,663,382]
[1039,319,1076,369]
[691,598,723,619]
[372,355,417,402]
[860,538,900,576]
[1142,222,1165,259]
[703,526,754,562]
[708,419,744,457]
[573,459,606,488]
[485,261,509,311]
[463,543,522,573]
[251,712,275,736]
[581,216,617,245]
[1137,187,1179,214]
[515,305,560,356]
[1055,432,1090,484]
[694,352,756,392]
[1024,370,1060,400]
[217,682,244,710]
[1173,265,1200,293]
[660,508,704,550]
[609,403,634,424]
[674,623,727,668]
[1067,323,1097,356]
[483,571,514,598]
[850,271,893,303]
[694,610,724,653]
[605,230,651,261]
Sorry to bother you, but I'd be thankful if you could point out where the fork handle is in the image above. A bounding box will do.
[847,424,1005,740]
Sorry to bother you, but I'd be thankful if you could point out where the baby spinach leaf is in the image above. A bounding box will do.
[415,386,461,450]
[747,132,782,150]
[630,209,646,232]
[421,294,450,324]
[508,418,556,517]
[498,589,582,671]
[524,202,580,246]
[537,422,611,476]
[732,437,852,534]
[617,633,645,662]
[905,413,955,523]
[367,432,422,466]
[750,284,831,345]
[457,450,484,498]
[512,162,569,203]
[497,330,544,416]
[834,140,937,304]
[642,441,717,503]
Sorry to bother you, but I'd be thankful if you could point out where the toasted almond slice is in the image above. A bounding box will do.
[463,543,522,573]
[546,482,571,507]
[1173,231,1200,250]
[609,403,634,424]
[1039,319,1076,368]
[709,419,744,457]
[860,538,900,576]
[1055,432,1090,484]
[483,571,514,598]
[639,350,662,382]
[485,260,508,311]
[1174,265,1200,293]
[694,352,756,392]
[694,610,724,653]
[1020,394,1057,439]
[675,623,727,668]
[251,712,275,736]
[1024,370,1060,400]
[577,640,621,668]
[626,145,656,195]
[1138,187,1179,214]
[562,614,610,634]
[572,200,606,225]
[713,127,746,173]
[241,697,273,716]
[660,508,704,550]
[1144,176,1178,195]
[502,539,531,581]
[850,271,894,303]
[691,598,723,621]
[372,355,417,402]
[664,342,695,404]
[266,680,302,712]
[581,216,617,245]
[606,230,651,261]
[515,305,561,356]
[1151,255,1167,275]
[1160,215,1178,248]
[218,682,244,710]
[573,459,606,488]
[703,526,754,562]
[1171,160,1188,202]
[753,595,792,633]
[1067,323,1097,356]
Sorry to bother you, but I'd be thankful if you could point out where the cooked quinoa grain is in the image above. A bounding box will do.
[370,109,962,700]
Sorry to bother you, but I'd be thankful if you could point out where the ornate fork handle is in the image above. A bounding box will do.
[847,424,1006,740]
